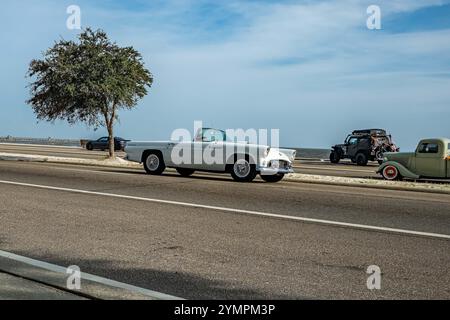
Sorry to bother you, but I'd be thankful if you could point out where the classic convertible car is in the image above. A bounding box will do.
[125,128,296,182]
[378,138,450,180]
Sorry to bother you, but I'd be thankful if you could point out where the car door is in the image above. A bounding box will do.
[95,137,108,149]
[203,140,227,171]
[192,129,227,171]
[346,137,359,158]
[415,141,446,178]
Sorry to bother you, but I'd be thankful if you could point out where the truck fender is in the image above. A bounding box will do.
[377,161,419,179]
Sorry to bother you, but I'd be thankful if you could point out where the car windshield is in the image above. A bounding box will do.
[199,128,226,142]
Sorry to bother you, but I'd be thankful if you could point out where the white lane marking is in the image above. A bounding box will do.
[0,250,182,300]
[0,179,449,240]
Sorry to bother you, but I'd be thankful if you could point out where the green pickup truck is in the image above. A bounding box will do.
[377,138,450,180]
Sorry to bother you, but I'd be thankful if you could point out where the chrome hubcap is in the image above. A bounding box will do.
[146,154,160,171]
[234,159,250,178]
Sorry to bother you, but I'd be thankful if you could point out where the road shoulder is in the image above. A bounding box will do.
[0,250,181,300]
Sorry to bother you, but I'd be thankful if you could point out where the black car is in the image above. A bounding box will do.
[330,129,399,166]
[86,137,129,151]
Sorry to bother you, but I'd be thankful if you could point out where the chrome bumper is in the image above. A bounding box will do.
[259,167,294,174]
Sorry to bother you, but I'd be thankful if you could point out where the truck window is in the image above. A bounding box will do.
[418,143,439,154]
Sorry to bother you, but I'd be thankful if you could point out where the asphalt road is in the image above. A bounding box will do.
[0,160,449,299]
[0,143,379,178]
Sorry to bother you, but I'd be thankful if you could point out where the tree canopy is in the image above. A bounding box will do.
[27,28,153,157]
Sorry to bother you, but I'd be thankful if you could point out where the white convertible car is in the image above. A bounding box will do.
[125,128,296,182]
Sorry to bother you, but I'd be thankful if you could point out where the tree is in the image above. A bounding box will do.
[27,28,153,158]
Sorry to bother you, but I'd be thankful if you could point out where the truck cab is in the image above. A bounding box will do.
[378,138,450,180]
[414,139,450,178]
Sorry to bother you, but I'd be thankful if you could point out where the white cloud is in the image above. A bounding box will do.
[0,0,449,149]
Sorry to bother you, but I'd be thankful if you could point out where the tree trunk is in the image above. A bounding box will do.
[104,105,116,159]
[107,122,114,159]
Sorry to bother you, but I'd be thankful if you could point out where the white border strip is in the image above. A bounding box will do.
[0,250,181,300]
[0,179,449,240]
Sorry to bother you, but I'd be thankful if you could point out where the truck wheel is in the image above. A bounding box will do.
[86,143,93,151]
[355,153,368,166]
[143,152,166,175]
[260,173,284,183]
[329,151,340,164]
[230,158,257,182]
[176,168,195,177]
[382,165,401,180]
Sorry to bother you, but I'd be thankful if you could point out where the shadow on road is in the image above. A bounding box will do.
[96,169,268,184]
[4,250,300,300]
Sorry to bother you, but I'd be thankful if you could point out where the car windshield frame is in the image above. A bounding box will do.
[201,128,227,142]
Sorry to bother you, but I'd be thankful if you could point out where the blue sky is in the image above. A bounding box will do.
[0,0,449,149]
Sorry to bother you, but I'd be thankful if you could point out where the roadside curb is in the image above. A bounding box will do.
[1,152,449,195]
[0,152,141,169]
[0,250,182,300]
[285,174,450,195]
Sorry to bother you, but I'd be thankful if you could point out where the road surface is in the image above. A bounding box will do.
[0,143,379,178]
[0,160,448,299]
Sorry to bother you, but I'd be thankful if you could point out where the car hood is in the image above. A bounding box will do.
[384,152,414,167]
[275,148,296,161]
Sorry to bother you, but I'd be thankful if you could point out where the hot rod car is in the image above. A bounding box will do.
[377,138,450,180]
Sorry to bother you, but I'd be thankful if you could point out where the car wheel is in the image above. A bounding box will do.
[230,158,257,182]
[143,152,166,175]
[329,151,340,164]
[176,168,195,177]
[86,143,93,151]
[260,173,284,183]
[382,165,401,180]
[355,152,368,166]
